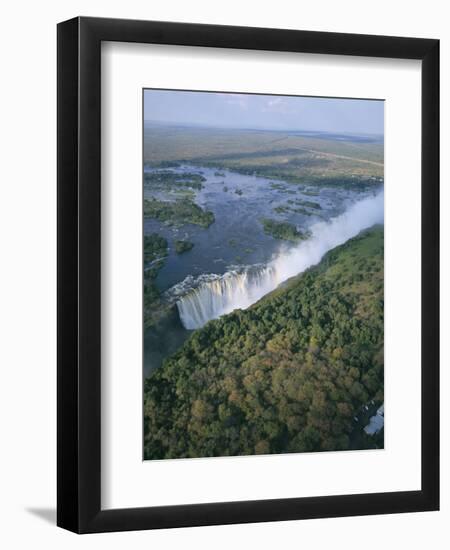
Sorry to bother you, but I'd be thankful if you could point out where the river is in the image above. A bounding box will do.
[144,164,383,376]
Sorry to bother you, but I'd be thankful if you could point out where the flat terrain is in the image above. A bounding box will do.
[144,124,384,188]
[142,123,385,457]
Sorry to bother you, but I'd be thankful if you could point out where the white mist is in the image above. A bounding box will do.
[177,190,384,329]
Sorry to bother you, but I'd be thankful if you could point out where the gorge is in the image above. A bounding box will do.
[177,190,384,329]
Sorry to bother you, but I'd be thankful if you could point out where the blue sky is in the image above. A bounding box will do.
[144,89,384,136]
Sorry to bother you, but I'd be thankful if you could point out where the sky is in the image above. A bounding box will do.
[144,89,384,136]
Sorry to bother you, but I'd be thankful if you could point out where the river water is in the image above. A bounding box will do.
[144,165,364,288]
[144,164,383,376]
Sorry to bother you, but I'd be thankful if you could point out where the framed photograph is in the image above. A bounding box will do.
[57,17,439,533]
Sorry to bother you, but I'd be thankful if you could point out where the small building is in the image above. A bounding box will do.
[364,403,385,435]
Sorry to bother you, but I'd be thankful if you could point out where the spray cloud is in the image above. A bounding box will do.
[177,190,384,329]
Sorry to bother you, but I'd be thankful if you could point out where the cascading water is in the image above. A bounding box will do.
[177,190,384,329]
[176,266,278,329]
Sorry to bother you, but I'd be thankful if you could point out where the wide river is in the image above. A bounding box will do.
[144,164,383,376]
[144,165,366,288]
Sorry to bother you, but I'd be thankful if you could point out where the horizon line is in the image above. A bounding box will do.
[143,119,384,138]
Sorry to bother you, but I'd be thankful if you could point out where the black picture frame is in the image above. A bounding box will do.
[57,16,439,533]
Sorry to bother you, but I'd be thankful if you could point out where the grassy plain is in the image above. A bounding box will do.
[144,124,384,188]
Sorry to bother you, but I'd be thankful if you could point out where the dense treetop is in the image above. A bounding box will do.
[144,226,384,459]
[144,197,215,228]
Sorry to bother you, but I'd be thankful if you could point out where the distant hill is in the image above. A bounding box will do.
[144,226,384,459]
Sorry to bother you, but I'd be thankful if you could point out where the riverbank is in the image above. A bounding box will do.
[144,226,384,458]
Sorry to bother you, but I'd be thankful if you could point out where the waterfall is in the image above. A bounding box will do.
[177,266,278,329]
[177,190,384,329]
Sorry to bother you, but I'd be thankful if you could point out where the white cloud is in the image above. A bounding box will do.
[224,94,249,110]
[267,97,283,107]
[262,96,292,114]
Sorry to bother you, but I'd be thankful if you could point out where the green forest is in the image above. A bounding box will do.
[144,226,384,459]
[144,170,206,191]
[143,124,384,186]
[175,240,194,254]
[144,197,215,228]
[143,234,168,330]
[261,218,311,242]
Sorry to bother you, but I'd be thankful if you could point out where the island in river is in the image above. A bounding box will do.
[142,121,384,459]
